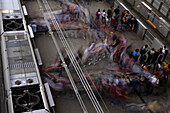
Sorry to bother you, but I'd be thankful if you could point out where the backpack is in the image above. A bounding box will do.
[96,11,98,16]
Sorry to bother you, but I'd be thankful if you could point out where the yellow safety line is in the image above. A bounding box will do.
[147,20,156,29]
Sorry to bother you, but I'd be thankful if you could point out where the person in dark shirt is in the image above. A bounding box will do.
[140,45,148,55]
[131,17,137,30]
[157,48,163,64]
[152,50,160,64]
[132,76,140,90]
[139,52,147,65]
[114,6,120,16]
[107,8,113,20]
[151,49,161,70]
[146,48,155,64]
[126,14,132,29]
[121,9,126,24]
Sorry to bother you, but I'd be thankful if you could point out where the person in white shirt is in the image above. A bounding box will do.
[162,45,168,61]
[96,9,101,20]
[102,9,106,22]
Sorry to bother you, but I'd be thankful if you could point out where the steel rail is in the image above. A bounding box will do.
[40,0,103,112]
[40,1,101,112]
[40,1,102,113]
[36,0,88,113]
[62,25,111,113]
[41,0,104,112]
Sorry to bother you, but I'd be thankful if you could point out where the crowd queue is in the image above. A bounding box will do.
[96,6,138,31]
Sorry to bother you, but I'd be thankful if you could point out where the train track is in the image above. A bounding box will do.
[36,0,106,113]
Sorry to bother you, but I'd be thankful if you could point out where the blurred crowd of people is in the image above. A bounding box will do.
[35,1,169,112]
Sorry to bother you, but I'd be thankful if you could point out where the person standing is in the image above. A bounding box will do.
[114,6,120,16]
[31,23,37,38]
[151,49,161,70]
[96,9,101,20]
[140,45,148,55]
[121,15,127,31]
[107,8,113,20]
[102,9,106,22]
[157,48,164,69]
[126,14,132,29]
[121,9,126,23]
[139,52,147,65]
[111,16,117,30]
[162,46,168,61]
[133,49,140,62]
[146,48,155,64]
[131,17,137,30]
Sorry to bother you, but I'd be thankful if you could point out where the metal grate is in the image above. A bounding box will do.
[9,62,35,69]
